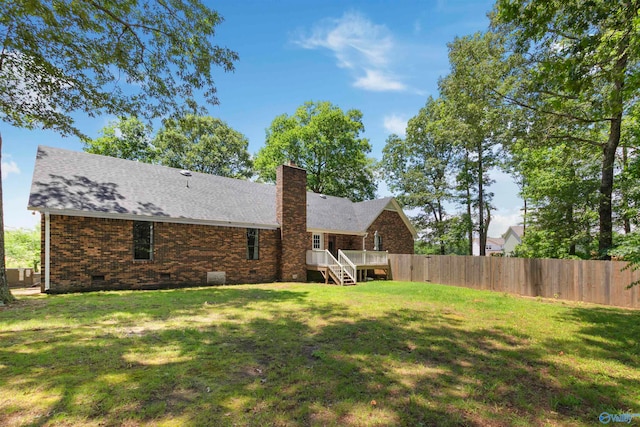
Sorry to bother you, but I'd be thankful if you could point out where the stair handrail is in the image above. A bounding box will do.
[324,250,345,285]
[337,249,357,284]
[323,249,339,266]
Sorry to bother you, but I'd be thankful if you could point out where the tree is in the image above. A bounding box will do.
[154,115,253,179]
[0,135,10,303]
[255,101,376,201]
[609,232,640,288]
[440,32,514,255]
[493,0,640,257]
[83,116,156,162]
[0,0,238,304]
[511,141,600,258]
[615,102,640,234]
[380,97,459,254]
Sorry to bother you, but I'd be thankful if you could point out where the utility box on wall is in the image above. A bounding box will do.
[206,271,226,285]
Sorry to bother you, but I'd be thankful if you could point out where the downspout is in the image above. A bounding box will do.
[45,211,50,291]
[362,233,368,250]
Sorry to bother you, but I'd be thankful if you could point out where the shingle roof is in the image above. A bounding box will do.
[28,146,405,234]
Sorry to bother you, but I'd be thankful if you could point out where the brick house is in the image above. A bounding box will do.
[28,146,416,293]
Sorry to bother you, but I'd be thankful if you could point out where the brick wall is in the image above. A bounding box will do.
[364,210,414,254]
[43,215,279,293]
[276,165,307,281]
[307,211,414,256]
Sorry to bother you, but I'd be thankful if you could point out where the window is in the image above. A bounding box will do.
[312,233,323,250]
[133,221,153,260]
[247,228,259,260]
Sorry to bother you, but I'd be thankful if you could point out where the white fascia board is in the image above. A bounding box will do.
[29,207,280,230]
[307,228,367,236]
[359,199,418,239]
[389,199,418,239]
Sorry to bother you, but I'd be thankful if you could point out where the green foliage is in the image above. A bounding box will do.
[414,216,470,256]
[154,115,253,179]
[439,31,516,254]
[0,0,238,304]
[615,104,640,232]
[493,0,640,256]
[513,228,595,260]
[4,227,40,270]
[83,117,157,162]
[255,101,376,201]
[381,97,459,254]
[0,0,238,139]
[511,140,600,258]
[610,232,640,288]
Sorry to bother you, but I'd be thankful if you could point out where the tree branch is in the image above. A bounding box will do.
[489,86,613,125]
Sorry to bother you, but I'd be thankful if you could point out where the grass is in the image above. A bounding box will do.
[0,281,639,426]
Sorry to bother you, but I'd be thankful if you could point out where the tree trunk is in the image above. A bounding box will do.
[621,146,631,234]
[464,152,473,255]
[598,26,629,259]
[598,118,620,259]
[0,133,16,304]
[466,191,473,255]
[437,202,445,255]
[478,141,486,256]
[567,204,576,257]
[523,198,527,236]
[483,204,491,252]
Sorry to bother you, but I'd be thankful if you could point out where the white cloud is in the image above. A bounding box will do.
[295,12,407,92]
[383,114,408,136]
[488,210,523,237]
[354,70,407,92]
[1,160,20,179]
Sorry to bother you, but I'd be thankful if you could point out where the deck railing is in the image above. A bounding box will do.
[307,250,388,267]
[307,250,331,266]
[340,250,388,266]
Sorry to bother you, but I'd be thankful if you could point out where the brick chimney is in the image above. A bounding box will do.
[276,164,307,282]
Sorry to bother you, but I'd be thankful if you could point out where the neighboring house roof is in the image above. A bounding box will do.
[503,225,524,242]
[29,146,417,237]
[486,237,505,247]
[472,237,505,247]
[472,236,505,256]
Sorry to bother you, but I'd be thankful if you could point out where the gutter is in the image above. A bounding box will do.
[44,211,50,291]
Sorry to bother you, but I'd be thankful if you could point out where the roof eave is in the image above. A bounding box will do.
[27,207,280,230]
[307,227,367,236]
[360,199,418,239]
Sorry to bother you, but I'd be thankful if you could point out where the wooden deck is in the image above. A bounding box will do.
[306,250,390,285]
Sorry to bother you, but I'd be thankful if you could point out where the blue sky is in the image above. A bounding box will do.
[2,0,522,235]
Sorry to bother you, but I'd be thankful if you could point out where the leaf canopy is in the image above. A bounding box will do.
[255,101,376,202]
[0,0,239,139]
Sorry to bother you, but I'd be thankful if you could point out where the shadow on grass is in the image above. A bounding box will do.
[0,286,638,426]
[0,287,309,327]
[553,307,640,361]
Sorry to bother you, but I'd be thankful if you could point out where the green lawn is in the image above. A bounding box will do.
[0,282,639,426]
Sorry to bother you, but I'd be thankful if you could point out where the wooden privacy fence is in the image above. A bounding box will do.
[388,254,640,309]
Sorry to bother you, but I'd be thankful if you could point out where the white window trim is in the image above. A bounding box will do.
[312,233,324,250]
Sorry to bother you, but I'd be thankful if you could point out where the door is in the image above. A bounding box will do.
[328,235,337,258]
